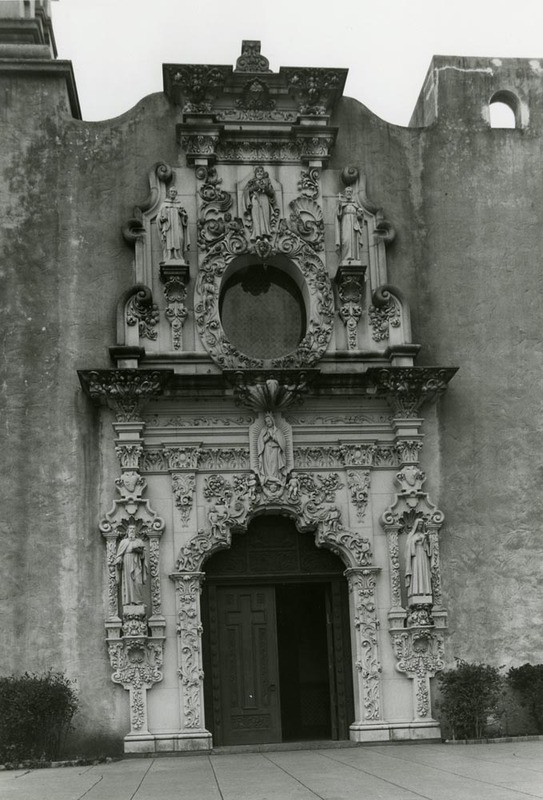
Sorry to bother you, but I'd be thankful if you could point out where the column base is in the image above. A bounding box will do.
[350,720,442,743]
[124,730,212,754]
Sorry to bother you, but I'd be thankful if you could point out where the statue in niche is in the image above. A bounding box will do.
[257,412,287,491]
[157,186,190,262]
[243,166,277,241]
[335,185,365,263]
[115,523,148,607]
[404,518,433,604]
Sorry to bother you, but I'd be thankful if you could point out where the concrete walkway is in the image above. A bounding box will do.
[1,741,542,800]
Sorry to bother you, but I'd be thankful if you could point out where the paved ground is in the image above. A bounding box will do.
[1,741,542,800]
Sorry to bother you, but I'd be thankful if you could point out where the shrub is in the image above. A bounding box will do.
[507,664,543,734]
[0,670,78,763]
[437,659,504,740]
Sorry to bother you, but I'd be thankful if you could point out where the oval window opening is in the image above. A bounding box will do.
[220,264,306,359]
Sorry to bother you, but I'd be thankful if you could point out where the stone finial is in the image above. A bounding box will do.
[235,40,271,73]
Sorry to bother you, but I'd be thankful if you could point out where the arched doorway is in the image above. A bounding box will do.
[201,514,354,746]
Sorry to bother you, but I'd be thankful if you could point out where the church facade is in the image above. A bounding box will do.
[1,2,542,755]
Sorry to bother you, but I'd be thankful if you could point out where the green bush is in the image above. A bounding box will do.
[0,670,78,763]
[507,664,543,734]
[438,659,504,740]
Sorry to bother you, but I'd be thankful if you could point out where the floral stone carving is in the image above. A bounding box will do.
[366,367,458,419]
[78,369,173,422]
[195,225,334,370]
[391,629,445,720]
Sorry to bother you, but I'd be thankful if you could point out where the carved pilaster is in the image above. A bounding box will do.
[346,469,371,522]
[170,572,208,736]
[345,567,382,723]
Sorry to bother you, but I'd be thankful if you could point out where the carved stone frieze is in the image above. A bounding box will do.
[163,446,202,470]
[198,448,250,471]
[366,367,458,419]
[340,444,376,467]
[294,446,344,469]
[346,568,382,721]
[396,465,426,495]
[347,470,371,521]
[143,413,255,429]
[115,444,143,470]
[78,369,173,422]
[395,440,424,465]
[141,449,167,472]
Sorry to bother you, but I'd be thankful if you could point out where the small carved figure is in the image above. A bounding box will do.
[157,187,190,262]
[208,498,229,537]
[287,473,300,502]
[335,185,364,263]
[115,524,147,606]
[257,412,287,488]
[404,518,433,603]
[243,166,276,240]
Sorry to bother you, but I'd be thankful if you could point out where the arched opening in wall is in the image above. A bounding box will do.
[219,261,306,360]
[489,91,520,128]
[201,515,354,746]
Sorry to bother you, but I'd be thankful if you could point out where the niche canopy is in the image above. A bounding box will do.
[163,40,347,166]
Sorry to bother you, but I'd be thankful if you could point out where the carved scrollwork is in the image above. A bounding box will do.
[107,633,164,733]
[174,574,205,729]
[197,166,233,252]
[235,40,271,73]
[172,473,196,527]
[391,629,445,720]
[126,286,159,341]
[368,286,401,342]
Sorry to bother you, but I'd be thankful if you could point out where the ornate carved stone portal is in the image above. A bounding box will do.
[79,41,458,753]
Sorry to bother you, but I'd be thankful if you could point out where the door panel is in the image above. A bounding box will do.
[216,585,282,745]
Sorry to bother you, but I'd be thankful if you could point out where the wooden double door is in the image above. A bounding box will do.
[202,578,353,746]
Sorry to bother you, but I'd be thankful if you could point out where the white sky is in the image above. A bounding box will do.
[51,0,543,126]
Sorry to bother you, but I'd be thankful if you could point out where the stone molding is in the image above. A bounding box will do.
[366,367,458,418]
[78,369,173,422]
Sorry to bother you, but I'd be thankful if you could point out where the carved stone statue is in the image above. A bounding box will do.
[115,524,148,607]
[404,518,433,604]
[158,187,190,262]
[335,185,364,263]
[257,412,287,490]
[243,166,276,241]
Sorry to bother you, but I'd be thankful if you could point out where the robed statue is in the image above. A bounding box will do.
[115,524,148,607]
[243,166,277,241]
[157,187,190,262]
[257,413,287,491]
[404,518,433,604]
[335,185,364,263]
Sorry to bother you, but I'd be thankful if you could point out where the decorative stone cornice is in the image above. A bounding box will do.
[165,42,345,166]
[366,367,458,418]
[78,369,173,421]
